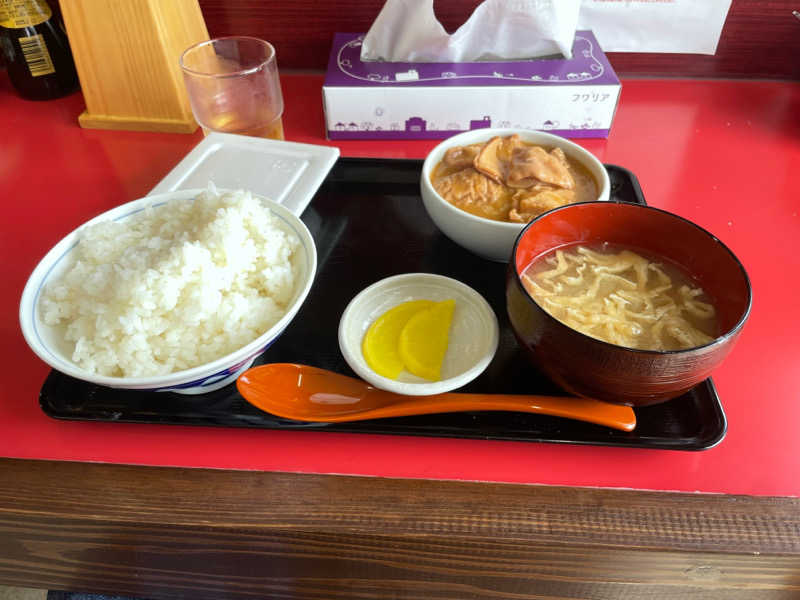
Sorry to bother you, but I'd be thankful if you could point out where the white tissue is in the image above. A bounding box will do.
[577,0,733,54]
[360,0,582,63]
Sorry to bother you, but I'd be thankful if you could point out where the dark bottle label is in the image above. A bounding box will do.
[0,0,52,29]
[18,32,55,76]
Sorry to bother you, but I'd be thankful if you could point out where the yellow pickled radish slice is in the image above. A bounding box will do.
[362,300,435,379]
[398,299,456,381]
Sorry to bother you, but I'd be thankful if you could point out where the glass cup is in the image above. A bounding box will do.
[180,36,284,140]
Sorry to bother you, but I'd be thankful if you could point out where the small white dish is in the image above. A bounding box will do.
[338,273,499,396]
[148,132,339,217]
[19,189,317,394]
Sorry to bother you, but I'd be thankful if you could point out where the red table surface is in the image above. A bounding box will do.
[2,73,798,497]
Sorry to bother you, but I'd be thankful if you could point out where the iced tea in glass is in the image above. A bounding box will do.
[180,36,284,140]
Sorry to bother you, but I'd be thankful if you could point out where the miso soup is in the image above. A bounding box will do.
[521,243,719,351]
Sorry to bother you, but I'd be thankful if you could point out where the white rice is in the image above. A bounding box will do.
[40,186,300,377]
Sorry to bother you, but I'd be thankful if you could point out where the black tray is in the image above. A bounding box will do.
[40,158,727,450]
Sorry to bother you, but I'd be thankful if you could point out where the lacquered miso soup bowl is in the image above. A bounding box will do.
[506,201,752,407]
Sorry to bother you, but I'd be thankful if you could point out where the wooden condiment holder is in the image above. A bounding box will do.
[60,0,210,133]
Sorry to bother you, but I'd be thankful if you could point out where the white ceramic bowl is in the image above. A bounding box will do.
[338,273,499,396]
[420,128,611,262]
[19,189,317,394]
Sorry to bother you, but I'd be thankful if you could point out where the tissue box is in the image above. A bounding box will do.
[323,32,620,140]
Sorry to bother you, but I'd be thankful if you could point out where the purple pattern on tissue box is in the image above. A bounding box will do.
[323,31,621,140]
[325,31,619,87]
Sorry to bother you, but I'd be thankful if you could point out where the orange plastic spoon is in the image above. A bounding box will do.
[237,363,636,431]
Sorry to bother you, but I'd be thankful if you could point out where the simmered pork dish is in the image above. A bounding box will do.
[430,135,599,223]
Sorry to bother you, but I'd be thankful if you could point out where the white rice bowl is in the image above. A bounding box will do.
[20,186,317,393]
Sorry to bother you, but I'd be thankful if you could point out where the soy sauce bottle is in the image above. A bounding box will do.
[0,0,79,100]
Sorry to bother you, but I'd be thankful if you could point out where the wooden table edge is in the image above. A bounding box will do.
[1,457,798,598]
